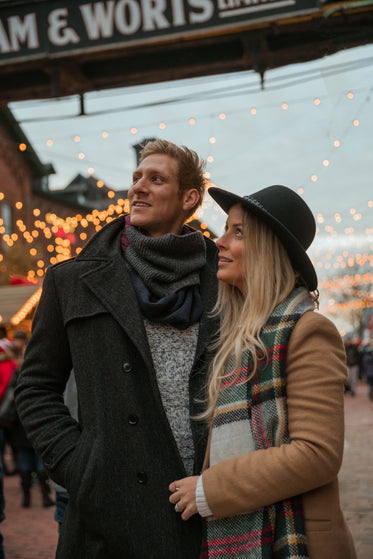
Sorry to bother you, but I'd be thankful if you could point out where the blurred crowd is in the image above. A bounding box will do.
[344,335,373,400]
[0,331,55,559]
[0,328,371,557]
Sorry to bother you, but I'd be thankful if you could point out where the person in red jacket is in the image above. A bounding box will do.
[0,338,18,404]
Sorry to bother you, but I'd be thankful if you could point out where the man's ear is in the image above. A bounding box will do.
[182,189,200,213]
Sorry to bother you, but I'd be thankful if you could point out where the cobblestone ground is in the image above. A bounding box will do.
[339,382,373,558]
[0,382,372,558]
[1,473,58,559]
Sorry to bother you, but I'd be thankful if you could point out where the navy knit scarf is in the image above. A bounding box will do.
[121,216,206,330]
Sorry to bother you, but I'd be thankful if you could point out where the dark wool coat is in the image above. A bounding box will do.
[15,215,219,559]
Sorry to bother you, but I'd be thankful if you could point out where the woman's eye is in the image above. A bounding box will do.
[236,228,243,237]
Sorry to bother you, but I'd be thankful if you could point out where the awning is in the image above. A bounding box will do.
[0,285,42,326]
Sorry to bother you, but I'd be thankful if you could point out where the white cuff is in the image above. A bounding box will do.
[196,474,213,518]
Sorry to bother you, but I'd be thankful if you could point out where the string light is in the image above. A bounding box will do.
[11,288,42,325]
[0,83,370,321]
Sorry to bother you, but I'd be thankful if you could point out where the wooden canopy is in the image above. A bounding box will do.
[0,284,42,326]
[0,0,372,102]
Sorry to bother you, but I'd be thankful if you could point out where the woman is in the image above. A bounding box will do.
[169,185,356,558]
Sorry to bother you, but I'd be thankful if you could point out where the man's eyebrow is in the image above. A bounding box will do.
[133,168,169,177]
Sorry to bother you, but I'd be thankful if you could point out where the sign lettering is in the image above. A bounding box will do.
[0,0,319,63]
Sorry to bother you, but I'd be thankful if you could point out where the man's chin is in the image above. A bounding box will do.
[130,214,145,227]
[129,215,151,234]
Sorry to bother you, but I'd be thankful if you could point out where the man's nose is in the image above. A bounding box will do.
[129,179,145,199]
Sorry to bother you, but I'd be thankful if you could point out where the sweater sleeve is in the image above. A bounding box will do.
[201,311,347,519]
[196,475,213,517]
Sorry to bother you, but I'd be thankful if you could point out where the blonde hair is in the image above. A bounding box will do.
[139,139,206,218]
[203,209,300,421]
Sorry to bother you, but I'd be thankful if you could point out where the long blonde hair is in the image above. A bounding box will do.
[203,209,300,421]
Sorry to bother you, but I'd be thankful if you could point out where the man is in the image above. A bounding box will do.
[15,140,218,558]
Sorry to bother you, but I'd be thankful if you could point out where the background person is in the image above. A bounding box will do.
[344,336,362,396]
[170,185,357,559]
[361,341,373,400]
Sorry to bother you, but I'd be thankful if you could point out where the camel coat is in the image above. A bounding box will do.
[202,310,357,559]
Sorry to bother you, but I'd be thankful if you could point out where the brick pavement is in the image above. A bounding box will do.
[339,382,373,559]
[1,473,58,559]
[0,383,371,558]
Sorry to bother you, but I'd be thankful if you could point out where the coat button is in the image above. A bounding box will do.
[137,472,147,484]
[122,362,133,373]
[128,414,138,425]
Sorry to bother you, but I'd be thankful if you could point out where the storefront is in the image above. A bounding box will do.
[0,284,42,336]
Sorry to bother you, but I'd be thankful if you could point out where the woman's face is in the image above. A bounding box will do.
[216,204,245,293]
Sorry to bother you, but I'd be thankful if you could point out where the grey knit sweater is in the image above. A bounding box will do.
[144,318,199,476]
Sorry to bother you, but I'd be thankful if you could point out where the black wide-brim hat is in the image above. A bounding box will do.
[208,185,318,291]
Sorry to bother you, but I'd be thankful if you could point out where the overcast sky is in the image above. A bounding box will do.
[9,42,373,329]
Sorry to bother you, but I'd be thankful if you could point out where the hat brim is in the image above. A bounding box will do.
[209,187,318,291]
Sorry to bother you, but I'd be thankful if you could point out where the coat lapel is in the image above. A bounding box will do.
[76,218,154,373]
[80,257,154,374]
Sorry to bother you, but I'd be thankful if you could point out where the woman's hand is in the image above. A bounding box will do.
[169,476,199,521]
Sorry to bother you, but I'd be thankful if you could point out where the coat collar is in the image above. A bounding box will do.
[75,215,218,372]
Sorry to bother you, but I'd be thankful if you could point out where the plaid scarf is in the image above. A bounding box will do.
[202,287,314,559]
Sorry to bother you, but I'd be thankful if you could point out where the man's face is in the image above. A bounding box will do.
[129,154,188,237]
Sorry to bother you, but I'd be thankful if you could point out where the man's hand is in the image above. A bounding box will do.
[169,476,199,521]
